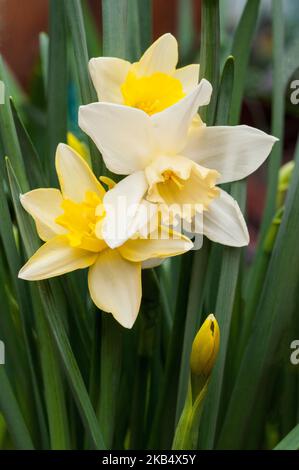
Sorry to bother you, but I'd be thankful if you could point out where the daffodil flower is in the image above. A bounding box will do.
[18,144,193,328]
[88,33,199,115]
[79,81,278,249]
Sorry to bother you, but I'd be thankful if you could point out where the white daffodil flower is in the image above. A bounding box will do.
[79,80,278,249]
[88,33,199,115]
[18,144,193,328]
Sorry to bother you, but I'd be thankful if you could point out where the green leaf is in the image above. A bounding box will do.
[136,0,152,53]
[198,183,245,449]
[243,0,284,354]
[283,36,299,88]
[229,0,260,125]
[195,34,235,453]
[0,367,34,449]
[97,317,123,448]
[0,57,26,106]
[39,282,106,449]
[64,0,102,175]
[64,0,96,105]
[102,0,128,58]
[175,245,209,425]
[81,0,101,58]
[149,253,193,449]
[31,290,71,450]
[47,0,68,185]
[274,423,299,450]
[6,159,106,450]
[39,32,49,91]
[0,56,28,191]
[215,56,234,126]
[178,0,195,63]
[259,0,285,236]
[217,139,299,449]
[126,0,142,62]
[199,0,220,124]
[10,98,47,188]
[3,154,70,449]
[0,158,48,448]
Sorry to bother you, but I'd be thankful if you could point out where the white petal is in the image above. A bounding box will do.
[118,226,193,262]
[20,189,66,241]
[88,249,141,329]
[135,33,178,76]
[142,258,165,269]
[79,103,155,174]
[89,57,131,102]
[151,79,212,154]
[101,171,149,248]
[173,64,200,93]
[18,236,97,281]
[202,189,249,247]
[183,125,278,184]
[55,144,105,202]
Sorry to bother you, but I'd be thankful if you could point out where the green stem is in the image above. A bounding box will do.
[175,244,209,425]
[149,252,193,449]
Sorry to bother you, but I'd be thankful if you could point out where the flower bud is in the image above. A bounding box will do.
[276,160,294,209]
[190,314,220,378]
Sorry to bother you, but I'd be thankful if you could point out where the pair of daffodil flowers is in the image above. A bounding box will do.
[19,34,277,328]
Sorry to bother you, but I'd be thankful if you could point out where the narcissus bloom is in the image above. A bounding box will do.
[79,81,277,249]
[88,33,199,115]
[18,144,193,328]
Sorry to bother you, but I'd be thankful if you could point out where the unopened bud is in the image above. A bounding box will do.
[276,161,294,209]
[190,314,220,378]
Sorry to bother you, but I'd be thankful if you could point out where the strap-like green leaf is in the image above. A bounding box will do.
[0,368,34,450]
[218,140,299,449]
[6,159,106,450]
[47,0,68,185]
[274,423,299,450]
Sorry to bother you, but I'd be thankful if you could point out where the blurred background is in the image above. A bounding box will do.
[0,0,298,252]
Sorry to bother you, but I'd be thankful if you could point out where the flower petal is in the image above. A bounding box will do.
[119,226,193,262]
[173,64,200,93]
[55,143,105,202]
[151,79,212,154]
[88,249,141,329]
[135,33,178,76]
[145,155,219,222]
[20,189,66,241]
[79,103,155,174]
[202,189,249,247]
[142,258,165,269]
[89,57,131,102]
[18,236,97,281]
[101,171,151,248]
[183,125,278,184]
